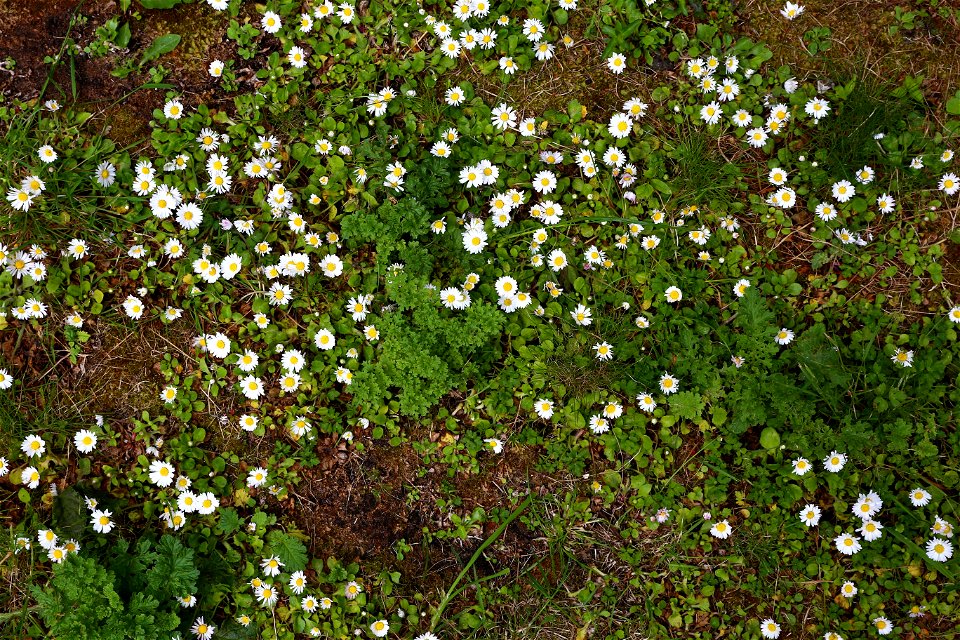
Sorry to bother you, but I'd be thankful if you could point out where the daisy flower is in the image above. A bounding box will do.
[859,520,883,541]
[790,458,813,476]
[873,617,893,636]
[191,617,215,640]
[491,103,517,130]
[534,399,555,419]
[823,451,846,472]
[760,619,781,639]
[570,304,592,326]
[733,279,751,298]
[73,430,98,454]
[780,2,805,19]
[344,580,362,599]
[148,460,175,487]
[445,86,465,106]
[832,180,855,203]
[484,438,504,454]
[38,145,58,163]
[710,520,732,539]
[6,187,34,211]
[21,434,46,458]
[834,532,862,555]
[700,102,722,125]
[607,52,626,74]
[746,128,768,148]
[547,249,567,271]
[939,172,959,195]
[636,393,657,413]
[804,97,829,121]
[247,467,269,488]
[891,348,914,367]
[608,113,633,139]
[876,193,895,213]
[522,18,545,42]
[799,504,822,527]
[262,10,282,33]
[91,509,115,534]
[261,555,284,577]
[909,488,932,507]
[659,373,679,395]
[163,100,184,120]
[926,537,953,562]
[288,46,308,68]
[21,465,41,489]
[855,165,875,184]
[774,328,794,345]
[593,342,613,361]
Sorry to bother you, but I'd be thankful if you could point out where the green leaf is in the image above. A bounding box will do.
[759,427,781,450]
[695,23,718,43]
[947,90,960,116]
[53,487,87,539]
[216,508,241,535]
[568,99,583,123]
[145,535,199,600]
[215,620,259,639]
[140,34,181,66]
[266,530,309,572]
[115,22,132,48]
[139,0,183,8]
[711,406,727,426]
[650,178,673,195]
[668,391,705,420]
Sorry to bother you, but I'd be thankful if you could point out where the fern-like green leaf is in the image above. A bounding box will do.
[266,530,309,572]
[145,535,199,601]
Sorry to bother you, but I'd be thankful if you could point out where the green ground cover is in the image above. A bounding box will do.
[2,0,960,638]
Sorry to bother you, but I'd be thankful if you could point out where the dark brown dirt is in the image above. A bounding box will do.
[0,0,240,146]
[0,0,83,101]
[284,426,562,594]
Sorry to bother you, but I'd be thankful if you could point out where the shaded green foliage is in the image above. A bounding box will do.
[30,536,198,640]
[351,270,505,416]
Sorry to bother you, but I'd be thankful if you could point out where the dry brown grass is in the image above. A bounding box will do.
[739,0,960,101]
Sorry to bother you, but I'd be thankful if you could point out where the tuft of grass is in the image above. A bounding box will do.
[666,127,742,209]
[0,103,139,248]
[0,379,76,454]
[809,67,923,180]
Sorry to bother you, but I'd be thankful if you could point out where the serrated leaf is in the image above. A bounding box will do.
[145,535,199,601]
[266,530,309,572]
[668,391,705,420]
[53,486,87,539]
[216,508,241,535]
